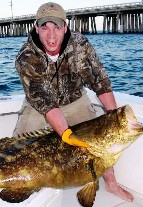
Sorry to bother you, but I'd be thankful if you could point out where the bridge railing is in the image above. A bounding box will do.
[67,2,142,13]
[0,14,36,23]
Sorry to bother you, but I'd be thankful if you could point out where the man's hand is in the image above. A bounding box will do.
[62,128,91,148]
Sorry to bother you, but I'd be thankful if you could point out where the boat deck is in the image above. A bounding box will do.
[0,90,143,207]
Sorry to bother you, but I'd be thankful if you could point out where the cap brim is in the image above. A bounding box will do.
[37,16,64,28]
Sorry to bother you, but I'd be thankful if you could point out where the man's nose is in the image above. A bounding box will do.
[48,28,56,38]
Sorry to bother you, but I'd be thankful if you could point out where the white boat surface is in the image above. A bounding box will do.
[0,89,143,207]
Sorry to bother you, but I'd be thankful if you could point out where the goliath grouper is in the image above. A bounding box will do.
[0,105,142,207]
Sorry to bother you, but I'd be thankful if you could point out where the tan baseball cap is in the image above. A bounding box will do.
[36,2,66,28]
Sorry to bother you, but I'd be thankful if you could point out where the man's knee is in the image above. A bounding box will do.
[13,99,48,136]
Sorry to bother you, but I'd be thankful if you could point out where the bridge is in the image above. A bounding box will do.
[0,1,143,37]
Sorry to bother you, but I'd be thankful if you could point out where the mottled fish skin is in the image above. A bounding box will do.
[0,105,142,206]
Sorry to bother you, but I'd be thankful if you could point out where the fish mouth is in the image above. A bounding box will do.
[125,105,143,133]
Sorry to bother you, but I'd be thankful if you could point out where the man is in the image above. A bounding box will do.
[14,2,133,202]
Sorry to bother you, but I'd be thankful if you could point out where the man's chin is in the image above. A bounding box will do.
[45,47,60,55]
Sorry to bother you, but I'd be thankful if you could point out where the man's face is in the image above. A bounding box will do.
[35,21,67,55]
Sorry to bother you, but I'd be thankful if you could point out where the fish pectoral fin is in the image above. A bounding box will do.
[77,181,97,207]
[0,188,38,203]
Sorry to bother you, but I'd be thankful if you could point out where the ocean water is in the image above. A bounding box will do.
[0,34,143,98]
[0,37,26,97]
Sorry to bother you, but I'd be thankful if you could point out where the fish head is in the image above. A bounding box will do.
[106,105,143,153]
[77,105,143,158]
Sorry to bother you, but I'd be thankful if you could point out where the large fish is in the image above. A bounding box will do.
[0,105,142,207]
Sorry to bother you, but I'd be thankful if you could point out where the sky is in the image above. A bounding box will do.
[0,0,141,30]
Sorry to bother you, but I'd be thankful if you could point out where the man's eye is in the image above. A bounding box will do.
[41,26,47,30]
[41,23,46,27]
[55,25,63,30]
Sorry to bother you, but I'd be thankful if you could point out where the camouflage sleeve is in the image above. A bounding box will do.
[15,55,59,115]
[77,38,112,96]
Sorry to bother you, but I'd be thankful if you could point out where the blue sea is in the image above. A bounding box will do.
[0,34,143,98]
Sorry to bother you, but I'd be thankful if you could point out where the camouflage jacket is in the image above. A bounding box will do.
[15,27,112,115]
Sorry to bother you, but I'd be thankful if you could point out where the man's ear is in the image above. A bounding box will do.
[35,24,39,34]
[64,24,67,34]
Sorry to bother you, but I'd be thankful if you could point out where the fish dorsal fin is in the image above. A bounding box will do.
[0,188,38,203]
[77,181,97,207]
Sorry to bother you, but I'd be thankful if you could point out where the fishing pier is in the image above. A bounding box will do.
[0,1,143,37]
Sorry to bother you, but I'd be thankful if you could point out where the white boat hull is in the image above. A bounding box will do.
[0,91,143,207]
